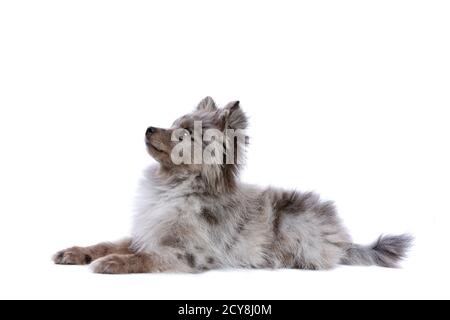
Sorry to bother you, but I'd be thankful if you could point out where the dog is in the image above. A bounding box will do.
[53,97,412,274]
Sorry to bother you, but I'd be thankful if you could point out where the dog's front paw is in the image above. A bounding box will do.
[90,254,127,274]
[53,247,93,265]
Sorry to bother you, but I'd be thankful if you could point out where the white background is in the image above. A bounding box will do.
[0,0,449,300]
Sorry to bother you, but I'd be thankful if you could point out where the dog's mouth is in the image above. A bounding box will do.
[146,139,167,154]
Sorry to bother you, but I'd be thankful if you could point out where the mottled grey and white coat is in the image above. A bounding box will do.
[53,97,412,274]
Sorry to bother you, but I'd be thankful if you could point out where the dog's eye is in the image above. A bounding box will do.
[181,129,193,141]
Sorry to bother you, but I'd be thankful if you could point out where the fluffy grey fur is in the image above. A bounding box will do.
[54,97,412,273]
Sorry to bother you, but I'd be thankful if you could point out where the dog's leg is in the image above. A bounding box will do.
[90,253,164,274]
[53,238,132,265]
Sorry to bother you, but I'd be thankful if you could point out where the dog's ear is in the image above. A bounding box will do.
[197,96,218,112]
[219,100,248,130]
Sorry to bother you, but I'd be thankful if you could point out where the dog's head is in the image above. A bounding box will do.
[145,97,249,191]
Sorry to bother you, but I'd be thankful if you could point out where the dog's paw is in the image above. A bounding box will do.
[90,254,127,274]
[53,247,92,265]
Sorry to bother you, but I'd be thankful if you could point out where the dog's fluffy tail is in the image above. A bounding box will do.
[340,234,413,268]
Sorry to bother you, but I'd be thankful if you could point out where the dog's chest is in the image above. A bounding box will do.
[132,185,204,251]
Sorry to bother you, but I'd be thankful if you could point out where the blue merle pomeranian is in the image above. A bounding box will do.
[54,97,412,274]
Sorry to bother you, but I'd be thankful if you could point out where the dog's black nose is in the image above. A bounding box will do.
[146,127,156,135]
